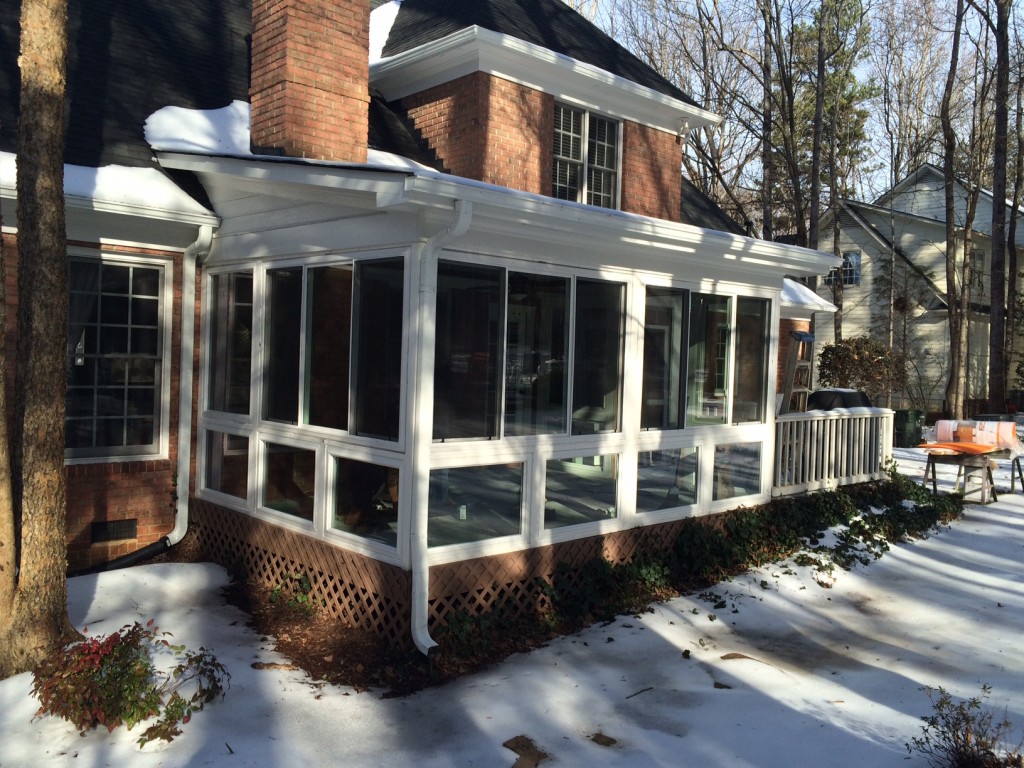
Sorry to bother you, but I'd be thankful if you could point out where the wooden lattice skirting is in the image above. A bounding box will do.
[190,499,691,649]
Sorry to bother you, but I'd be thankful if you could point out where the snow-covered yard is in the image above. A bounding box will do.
[1,447,1022,767]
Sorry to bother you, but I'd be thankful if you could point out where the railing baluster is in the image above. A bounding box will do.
[773,407,894,496]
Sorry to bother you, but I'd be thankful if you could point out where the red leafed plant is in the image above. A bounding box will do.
[31,619,229,746]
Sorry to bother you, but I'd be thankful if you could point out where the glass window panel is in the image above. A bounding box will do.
[125,418,154,446]
[353,258,404,441]
[99,326,129,355]
[636,447,698,513]
[100,295,129,324]
[205,430,249,500]
[128,358,156,385]
[307,265,353,430]
[131,296,158,326]
[66,389,93,418]
[713,442,762,500]
[127,387,154,415]
[571,279,624,434]
[332,458,399,547]
[101,264,129,293]
[97,358,127,386]
[262,442,316,521]
[131,327,158,356]
[66,259,164,457]
[208,272,253,415]
[686,294,730,425]
[505,273,569,436]
[96,388,125,415]
[642,287,688,430]
[67,358,95,388]
[433,262,502,440]
[97,418,126,447]
[264,267,303,423]
[545,455,618,528]
[132,267,160,296]
[65,419,94,448]
[427,463,523,547]
[733,298,769,422]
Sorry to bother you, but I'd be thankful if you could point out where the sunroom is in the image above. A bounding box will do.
[161,149,836,652]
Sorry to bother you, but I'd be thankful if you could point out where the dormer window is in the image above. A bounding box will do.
[552,103,619,209]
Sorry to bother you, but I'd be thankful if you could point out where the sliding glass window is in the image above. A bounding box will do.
[505,273,569,436]
[642,287,688,430]
[307,265,353,430]
[571,279,624,434]
[433,262,503,440]
[208,272,253,415]
[733,297,770,422]
[686,294,731,425]
[252,258,403,440]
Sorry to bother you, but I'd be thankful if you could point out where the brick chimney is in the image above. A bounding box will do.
[250,0,369,162]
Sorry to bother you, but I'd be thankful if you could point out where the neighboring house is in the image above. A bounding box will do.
[0,0,836,653]
[813,163,1024,413]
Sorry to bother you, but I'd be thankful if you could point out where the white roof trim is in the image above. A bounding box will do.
[370,25,721,137]
[782,277,836,318]
[0,152,217,226]
[156,150,837,277]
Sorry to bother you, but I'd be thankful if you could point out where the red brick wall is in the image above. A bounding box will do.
[401,72,552,192]
[63,243,190,573]
[620,121,682,221]
[2,232,190,573]
[777,319,811,393]
[401,73,683,220]
[250,0,369,162]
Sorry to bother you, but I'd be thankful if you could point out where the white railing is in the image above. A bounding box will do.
[773,408,894,496]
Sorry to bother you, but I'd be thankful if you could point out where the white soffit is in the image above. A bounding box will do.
[782,277,836,319]
[370,26,721,137]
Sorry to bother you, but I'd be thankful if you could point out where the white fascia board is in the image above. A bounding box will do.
[156,150,836,277]
[1,170,218,228]
[155,151,414,208]
[399,174,837,277]
[370,26,721,137]
[61,193,219,227]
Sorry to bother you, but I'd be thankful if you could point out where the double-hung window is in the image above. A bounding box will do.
[552,103,619,209]
[825,251,861,287]
[66,256,168,459]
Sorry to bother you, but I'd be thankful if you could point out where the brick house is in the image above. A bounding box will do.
[0,0,837,653]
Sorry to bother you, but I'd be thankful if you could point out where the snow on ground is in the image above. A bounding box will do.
[1,447,1022,767]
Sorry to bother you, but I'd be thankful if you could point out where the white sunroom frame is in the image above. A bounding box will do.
[159,149,839,654]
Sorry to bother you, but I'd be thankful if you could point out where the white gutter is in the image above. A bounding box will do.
[409,199,473,656]
[168,223,214,546]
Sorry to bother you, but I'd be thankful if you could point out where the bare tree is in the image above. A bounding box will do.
[0,0,78,679]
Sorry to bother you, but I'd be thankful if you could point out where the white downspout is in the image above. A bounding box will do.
[410,200,473,656]
[168,223,213,546]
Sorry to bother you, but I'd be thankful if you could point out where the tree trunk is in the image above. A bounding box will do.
[0,0,77,681]
[941,0,966,418]
[988,0,1010,412]
[761,0,774,241]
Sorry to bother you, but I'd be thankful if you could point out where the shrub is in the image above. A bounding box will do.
[908,685,1023,767]
[31,619,230,746]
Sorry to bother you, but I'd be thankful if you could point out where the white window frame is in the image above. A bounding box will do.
[65,249,172,463]
[552,102,621,209]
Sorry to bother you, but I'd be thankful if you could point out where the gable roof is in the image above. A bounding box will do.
[375,0,698,107]
[0,0,434,171]
[2,0,741,235]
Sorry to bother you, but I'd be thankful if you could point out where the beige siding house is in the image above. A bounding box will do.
[813,164,1024,413]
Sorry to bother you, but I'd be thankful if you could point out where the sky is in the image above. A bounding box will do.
[1,447,1022,767]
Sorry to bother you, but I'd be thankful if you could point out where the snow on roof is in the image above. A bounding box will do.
[0,151,213,220]
[782,277,836,316]
[370,1,402,62]
[144,100,433,173]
